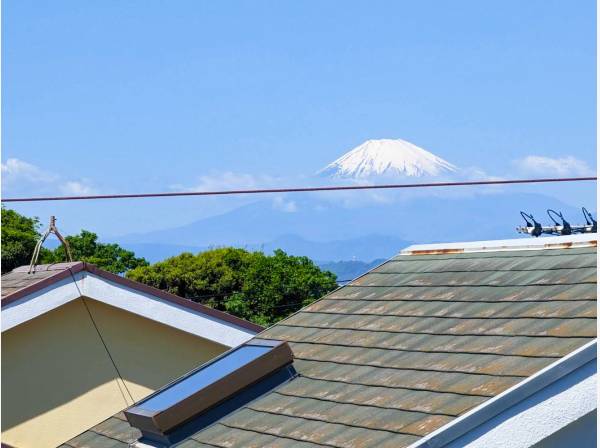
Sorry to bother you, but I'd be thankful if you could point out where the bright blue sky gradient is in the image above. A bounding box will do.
[2,0,596,235]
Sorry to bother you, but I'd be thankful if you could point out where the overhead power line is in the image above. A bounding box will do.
[1,176,596,203]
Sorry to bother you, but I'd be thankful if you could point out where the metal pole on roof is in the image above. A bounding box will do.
[28,216,73,273]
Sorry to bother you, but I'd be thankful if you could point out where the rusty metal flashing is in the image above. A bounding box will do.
[1,262,263,333]
[407,339,597,448]
[400,234,597,256]
[409,248,465,255]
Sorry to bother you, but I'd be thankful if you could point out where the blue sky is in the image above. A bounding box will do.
[2,0,596,236]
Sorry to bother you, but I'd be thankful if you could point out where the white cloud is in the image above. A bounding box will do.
[177,171,279,192]
[60,180,96,195]
[174,171,298,213]
[457,166,505,182]
[1,158,58,184]
[514,155,595,177]
[272,196,298,213]
[1,158,96,196]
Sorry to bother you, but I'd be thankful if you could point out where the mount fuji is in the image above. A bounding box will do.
[319,138,457,178]
[114,138,586,273]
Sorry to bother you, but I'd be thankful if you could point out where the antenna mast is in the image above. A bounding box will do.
[28,216,73,273]
[517,207,597,237]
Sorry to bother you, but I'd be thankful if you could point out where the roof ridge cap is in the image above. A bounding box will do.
[9,261,85,273]
[400,233,597,255]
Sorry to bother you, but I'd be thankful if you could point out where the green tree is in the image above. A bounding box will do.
[1,208,43,273]
[125,248,251,299]
[127,248,338,326]
[41,230,149,274]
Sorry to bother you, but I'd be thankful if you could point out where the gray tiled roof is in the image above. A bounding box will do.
[59,413,139,448]
[66,246,597,448]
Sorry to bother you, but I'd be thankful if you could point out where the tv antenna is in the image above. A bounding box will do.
[517,207,597,237]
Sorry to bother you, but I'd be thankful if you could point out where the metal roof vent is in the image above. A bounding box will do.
[125,339,295,446]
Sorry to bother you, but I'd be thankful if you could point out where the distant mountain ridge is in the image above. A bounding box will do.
[121,234,410,264]
[115,192,585,263]
[319,259,387,283]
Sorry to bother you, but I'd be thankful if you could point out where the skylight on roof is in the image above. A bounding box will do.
[125,339,294,445]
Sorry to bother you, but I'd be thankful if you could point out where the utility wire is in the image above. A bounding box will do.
[80,297,136,405]
[68,268,136,406]
[1,176,596,203]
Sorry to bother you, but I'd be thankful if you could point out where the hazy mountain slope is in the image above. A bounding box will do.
[319,259,387,282]
[260,234,410,262]
[116,192,586,261]
[120,235,410,264]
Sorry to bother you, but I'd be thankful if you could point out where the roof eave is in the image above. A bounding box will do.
[1,261,86,306]
[83,264,263,333]
[1,262,262,334]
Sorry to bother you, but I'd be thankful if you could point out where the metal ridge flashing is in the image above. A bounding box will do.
[407,339,597,448]
[400,233,598,255]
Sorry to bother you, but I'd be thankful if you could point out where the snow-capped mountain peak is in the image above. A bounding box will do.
[319,139,457,178]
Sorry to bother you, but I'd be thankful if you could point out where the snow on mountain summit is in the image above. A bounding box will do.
[319,139,457,178]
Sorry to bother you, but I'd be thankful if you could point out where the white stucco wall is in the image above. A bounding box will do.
[2,298,227,448]
[442,359,596,448]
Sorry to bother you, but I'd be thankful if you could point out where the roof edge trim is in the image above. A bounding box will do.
[407,338,597,448]
[401,233,597,255]
[1,262,86,306]
[2,262,263,334]
[84,264,263,333]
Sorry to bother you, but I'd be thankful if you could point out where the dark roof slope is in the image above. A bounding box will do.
[66,245,597,448]
[59,413,139,448]
[1,262,263,332]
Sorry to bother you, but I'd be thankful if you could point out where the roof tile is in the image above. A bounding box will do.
[64,245,597,448]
